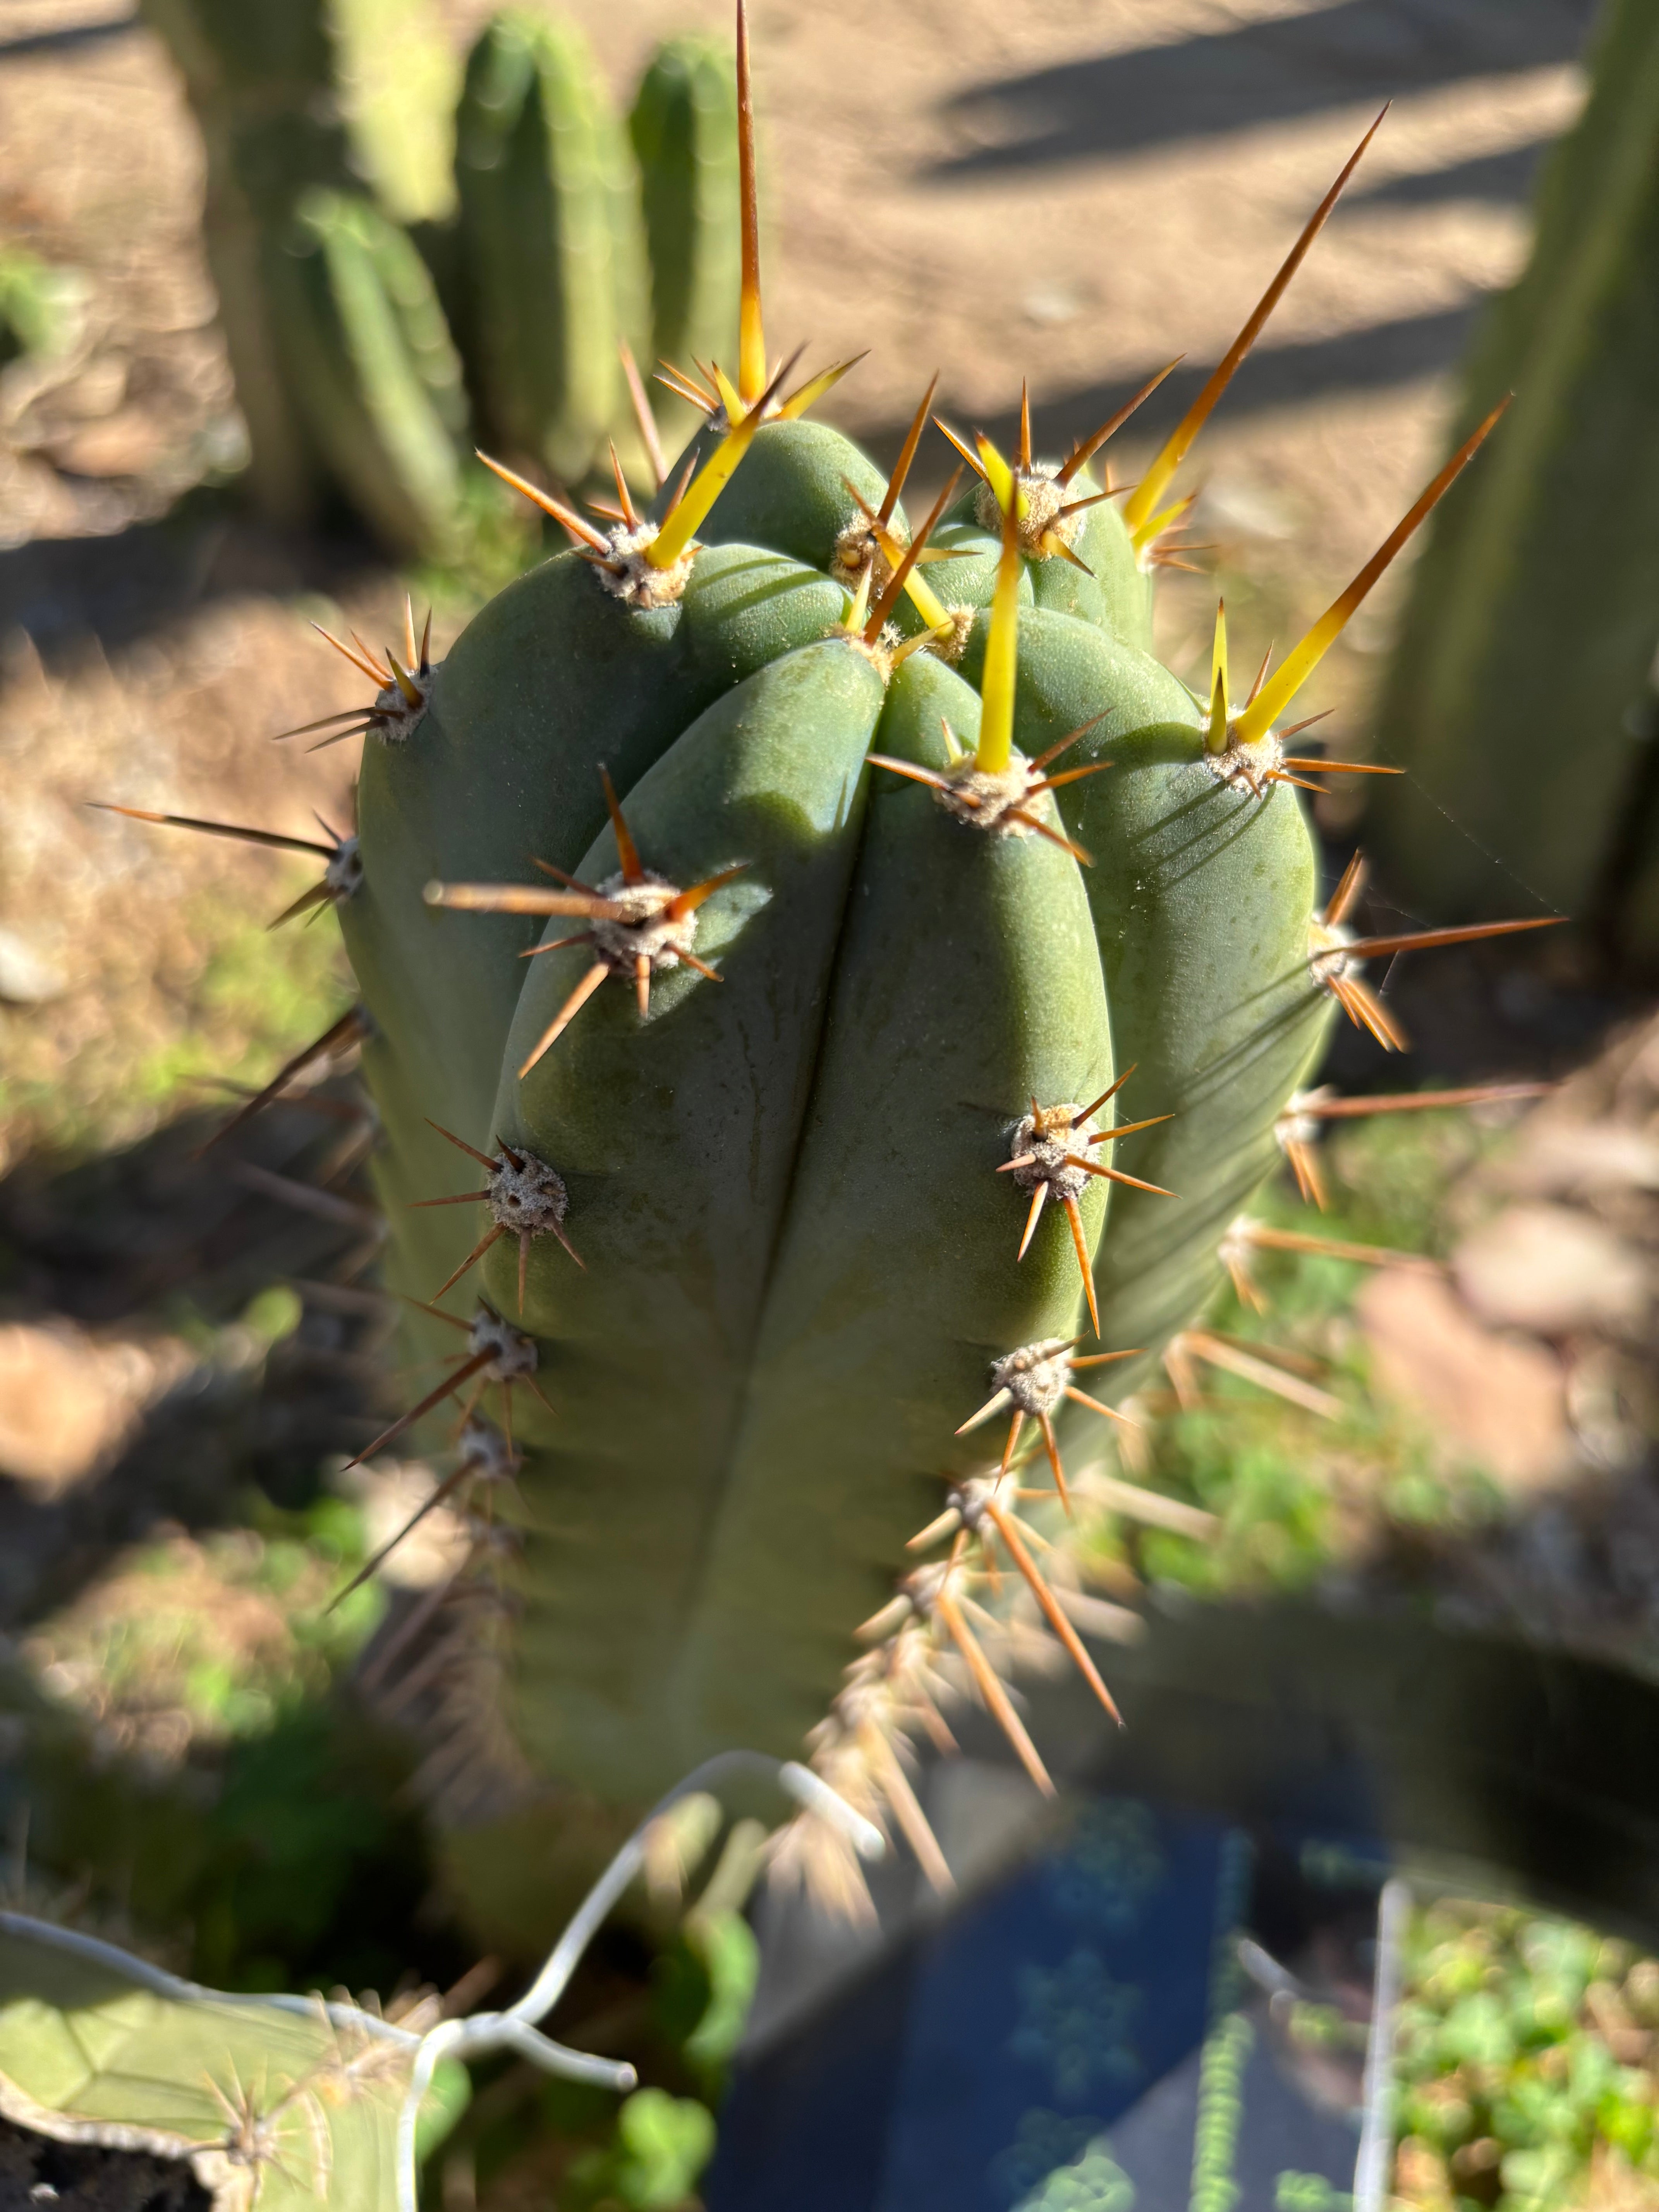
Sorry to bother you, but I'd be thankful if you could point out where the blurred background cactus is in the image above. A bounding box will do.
[1365,0,1659,979]
[137,0,742,556]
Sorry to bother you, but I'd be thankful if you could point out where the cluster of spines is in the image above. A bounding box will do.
[91,3,1573,1908]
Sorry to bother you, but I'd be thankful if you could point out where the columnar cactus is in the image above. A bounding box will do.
[629,34,742,456]
[142,0,742,550]
[454,12,651,488]
[114,2,1559,1932]
[137,0,354,525]
[271,189,470,562]
[1367,0,1659,964]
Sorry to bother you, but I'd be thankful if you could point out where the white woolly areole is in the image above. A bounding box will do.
[594,522,695,608]
[326,836,364,901]
[373,672,433,744]
[486,1146,569,1239]
[830,511,902,591]
[458,1415,521,1482]
[1275,1087,1331,1154]
[1307,916,1358,981]
[470,1306,538,1381]
[989,1337,1074,1418]
[933,754,1043,836]
[1009,1104,1090,1202]
[975,462,1078,554]
[589,869,699,974]
[1204,727,1282,795]
[933,605,977,663]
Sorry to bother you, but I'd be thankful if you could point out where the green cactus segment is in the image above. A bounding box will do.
[682,651,1114,1754]
[967,609,1331,1368]
[137,0,351,213]
[680,542,851,687]
[687,419,897,573]
[1027,479,1153,652]
[1368,0,1659,936]
[344,555,724,1310]
[0,1914,466,2209]
[455,12,647,484]
[353,428,1328,1800]
[137,0,356,526]
[630,36,741,448]
[484,638,886,1798]
[273,190,468,560]
[933,471,1151,651]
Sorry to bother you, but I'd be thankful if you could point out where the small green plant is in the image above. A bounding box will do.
[0,244,87,365]
[1394,1898,1659,2212]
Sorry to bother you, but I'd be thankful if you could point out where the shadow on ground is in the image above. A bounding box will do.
[931,0,1595,179]
[0,1092,387,1631]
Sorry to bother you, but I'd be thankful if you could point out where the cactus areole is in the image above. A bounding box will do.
[124,8,1550,1910]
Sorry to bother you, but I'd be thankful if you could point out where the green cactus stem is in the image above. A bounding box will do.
[137,0,356,525]
[106,4,1553,1935]
[272,189,469,560]
[454,11,649,487]
[629,35,741,454]
[1367,0,1659,955]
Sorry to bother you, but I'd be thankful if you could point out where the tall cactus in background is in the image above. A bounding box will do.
[1366,0,1659,967]
[629,34,742,455]
[137,0,353,526]
[142,0,743,551]
[330,0,461,225]
[454,12,650,488]
[271,189,470,562]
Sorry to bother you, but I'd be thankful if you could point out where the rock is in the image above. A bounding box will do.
[1452,1203,1650,1337]
[0,924,65,1003]
[1357,1269,1571,1489]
